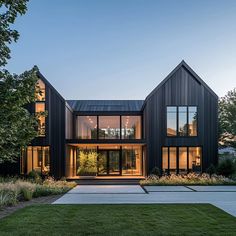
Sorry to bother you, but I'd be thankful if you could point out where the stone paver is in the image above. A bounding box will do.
[53,185,236,217]
[188,185,236,192]
[68,185,145,194]
[144,186,192,192]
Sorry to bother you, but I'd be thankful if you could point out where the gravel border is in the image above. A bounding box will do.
[0,194,63,220]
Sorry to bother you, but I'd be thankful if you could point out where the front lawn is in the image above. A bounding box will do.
[0,204,236,235]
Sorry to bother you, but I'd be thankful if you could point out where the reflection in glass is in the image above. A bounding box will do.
[178,107,187,136]
[77,116,97,139]
[122,146,142,175]
[122,116,141,139]
[188,107,197,136]
[109,151,120,175]
[36,79,45,101]
[35,101,46,136]
[167,107,177,136]
[99,116,120,139]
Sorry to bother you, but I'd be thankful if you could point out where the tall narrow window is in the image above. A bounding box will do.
[169,147,177,173]
[167,107,177,136]
[162,147,168,173]
[35,79,46,136]
[178,107,187,136]
[188,107,197,136]
[179,147,188,173]
[189,147,201,172]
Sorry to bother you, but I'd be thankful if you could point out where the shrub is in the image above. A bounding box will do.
[150,167,161,176]
[206,164,217,177]
[140,173,236,186]
[28,170,42,184]
[15,180,36,201]
[0,183,19,207]
[77,151,98,176]
[217,159,235,177]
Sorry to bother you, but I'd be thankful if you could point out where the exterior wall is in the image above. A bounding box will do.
[65,104,74,139]
[143,66,218,173]
[27,75,66,179]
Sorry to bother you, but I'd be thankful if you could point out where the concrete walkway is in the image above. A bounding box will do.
[53,185,236,217]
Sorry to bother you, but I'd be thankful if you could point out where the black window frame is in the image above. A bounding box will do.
[76,115,142,140]
[166,106,198,137]
[161,146,202,174]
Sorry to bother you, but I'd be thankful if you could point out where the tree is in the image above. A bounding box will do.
[0,0,42,163]
[219,88,236,148]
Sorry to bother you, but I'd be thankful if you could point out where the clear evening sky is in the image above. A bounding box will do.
[6,0,236,100]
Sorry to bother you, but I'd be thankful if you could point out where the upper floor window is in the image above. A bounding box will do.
[167,106,197,137]
[76,115,142,140]
[77,116,97,139]
[121,116,141,139]
[35,79,45,101]
[35,79,46,136]
[99,116,120,139]
[167,107,177,136]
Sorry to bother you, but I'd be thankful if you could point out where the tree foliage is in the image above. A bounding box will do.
[0,0,42,163]
[0,0,28,67]
[0,67,40,163]
[219,88,236,147]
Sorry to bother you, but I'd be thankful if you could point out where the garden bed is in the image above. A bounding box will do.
[0,177,77,209]
[140,173,236,186]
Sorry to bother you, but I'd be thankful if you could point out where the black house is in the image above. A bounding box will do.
[13,61,218,179]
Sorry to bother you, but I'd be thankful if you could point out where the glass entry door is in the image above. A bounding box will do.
[98,150,121,175]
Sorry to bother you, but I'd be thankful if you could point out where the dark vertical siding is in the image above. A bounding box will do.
[65,104,73,139]
[48,87,65,178]
[143,66,218,173]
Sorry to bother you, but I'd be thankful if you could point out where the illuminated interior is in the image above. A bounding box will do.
[35,79,46,136]
[21,146,50,175]
[65,144,144,177]
[76,115,142,140]
[162,146,201,173]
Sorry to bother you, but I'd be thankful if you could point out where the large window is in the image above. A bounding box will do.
[99,116,120,139]
[35,79,46,136]
[21,146,50,175]
[77,116,97,139]
[162,146,201,174]
[65,145,143,177]
[167,106,197,136]
[122,116,141,139]
[122,146,142,175]
[76,115,142,140]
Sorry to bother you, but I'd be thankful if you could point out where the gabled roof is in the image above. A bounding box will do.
[66,100,144,112]
[145,60,218,103]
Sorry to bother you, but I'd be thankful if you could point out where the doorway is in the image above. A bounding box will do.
[98,150,121,175]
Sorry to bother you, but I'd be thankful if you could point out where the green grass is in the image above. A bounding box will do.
[0,204,236,235]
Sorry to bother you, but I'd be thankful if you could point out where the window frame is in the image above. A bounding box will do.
[161,146,202,174]
[166,106,198,137]
[76,115,142,140]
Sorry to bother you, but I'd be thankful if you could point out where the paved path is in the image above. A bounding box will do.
[53,185,236,217]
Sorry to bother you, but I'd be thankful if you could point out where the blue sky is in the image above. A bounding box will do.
[6,0,236,99]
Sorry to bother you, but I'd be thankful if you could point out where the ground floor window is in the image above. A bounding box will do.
[21,146,50,175]
[65,145,143,177]
[162,146,201,174]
